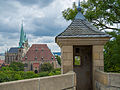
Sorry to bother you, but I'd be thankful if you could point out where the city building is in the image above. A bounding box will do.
[22,44,58,72]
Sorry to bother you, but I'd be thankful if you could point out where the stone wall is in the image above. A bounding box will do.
[95,70,120,90]
[0,71,76,90]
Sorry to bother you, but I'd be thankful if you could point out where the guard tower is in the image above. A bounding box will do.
[55,1,111,90]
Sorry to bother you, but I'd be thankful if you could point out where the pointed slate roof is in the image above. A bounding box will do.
[19,22,28,48]
[8,47,18,54]
[57,1,110,38]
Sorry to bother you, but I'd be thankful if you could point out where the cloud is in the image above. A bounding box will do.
[16,0,55,8]
[0,0,77,53]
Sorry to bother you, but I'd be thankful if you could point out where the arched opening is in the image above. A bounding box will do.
[34,70,38,73]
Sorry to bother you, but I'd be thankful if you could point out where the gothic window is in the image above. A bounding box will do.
[19,49,21,52]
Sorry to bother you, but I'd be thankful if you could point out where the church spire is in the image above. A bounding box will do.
[75,0,85,20]
[19,21,25,48]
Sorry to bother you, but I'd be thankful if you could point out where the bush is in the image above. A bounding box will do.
[9,62,24,71]
[0,72,8,82]
[23,71,38,79]
[41,63,53,72]
[38,71,49,77]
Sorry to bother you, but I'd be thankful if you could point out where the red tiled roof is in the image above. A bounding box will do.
[0,60,4,64]
[33,63,39,68]
[22,44,56,61]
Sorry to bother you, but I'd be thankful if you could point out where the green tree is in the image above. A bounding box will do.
[41,63,53,72]
[56,55,61,66]
[0,66,13,71]
[9,62,24,71]
[104,31,120,72]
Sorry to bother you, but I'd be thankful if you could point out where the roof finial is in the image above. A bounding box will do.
[77,0,81,11]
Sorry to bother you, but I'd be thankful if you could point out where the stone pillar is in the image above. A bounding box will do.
[92,45,104,90]
[93,45,104,71]
[61,46,73,74]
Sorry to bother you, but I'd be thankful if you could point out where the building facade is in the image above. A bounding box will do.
[22,44,58,72]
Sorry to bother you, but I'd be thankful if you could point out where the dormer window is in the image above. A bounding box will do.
[35,56,37,60]
[25,56,27,60]
[41,57,43,60]
[42,48,44,51]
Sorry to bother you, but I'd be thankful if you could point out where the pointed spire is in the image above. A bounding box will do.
[24,33,28,41]
[77,0,81,12]
[19,21,25,48]
[75,0,85,20]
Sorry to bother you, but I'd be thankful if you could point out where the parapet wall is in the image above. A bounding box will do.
[95,70,120,90]
[0,71,76,90]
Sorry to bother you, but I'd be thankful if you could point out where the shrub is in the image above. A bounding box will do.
[38,71,49,77]
[41,63,53,72]
[9,62,24,71]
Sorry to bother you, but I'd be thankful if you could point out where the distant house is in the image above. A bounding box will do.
[22,44,58,72]
[0,60,9,68]
[0,60,4,65]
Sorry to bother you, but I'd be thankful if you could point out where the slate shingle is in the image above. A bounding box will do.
[8,47,18,54]
[57,15,110,38]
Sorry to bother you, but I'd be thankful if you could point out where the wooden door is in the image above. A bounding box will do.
[73,46,93,90]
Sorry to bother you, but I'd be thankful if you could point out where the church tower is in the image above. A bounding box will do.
[18,22,29,62]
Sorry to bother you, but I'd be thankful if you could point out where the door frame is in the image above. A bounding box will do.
[73,45,93,90]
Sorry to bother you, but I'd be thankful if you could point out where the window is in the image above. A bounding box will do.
[41,57,43,60]
[35,56,37,60]
[25,56,27,60]
[74,56,81,66]
[42,48,44,51]
[35,48,38,51]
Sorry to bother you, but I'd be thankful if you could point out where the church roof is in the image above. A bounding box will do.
[8,47,18,54]
[56,1,110,38]
[22,44,56,61]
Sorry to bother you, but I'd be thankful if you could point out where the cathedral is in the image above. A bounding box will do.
[5,23,29,64]
[5,23,58,72]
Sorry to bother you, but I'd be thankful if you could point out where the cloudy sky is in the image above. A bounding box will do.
[0,0,82,53]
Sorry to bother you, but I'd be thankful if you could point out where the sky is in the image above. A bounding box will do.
[0,0,84,53]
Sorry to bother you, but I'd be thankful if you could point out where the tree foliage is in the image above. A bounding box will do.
[56,55,61,66]
[104,31,120,72]
[9,62,24,71]
[41,63,53,72]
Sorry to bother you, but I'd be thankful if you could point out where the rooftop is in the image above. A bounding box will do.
[56,1,110,38]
